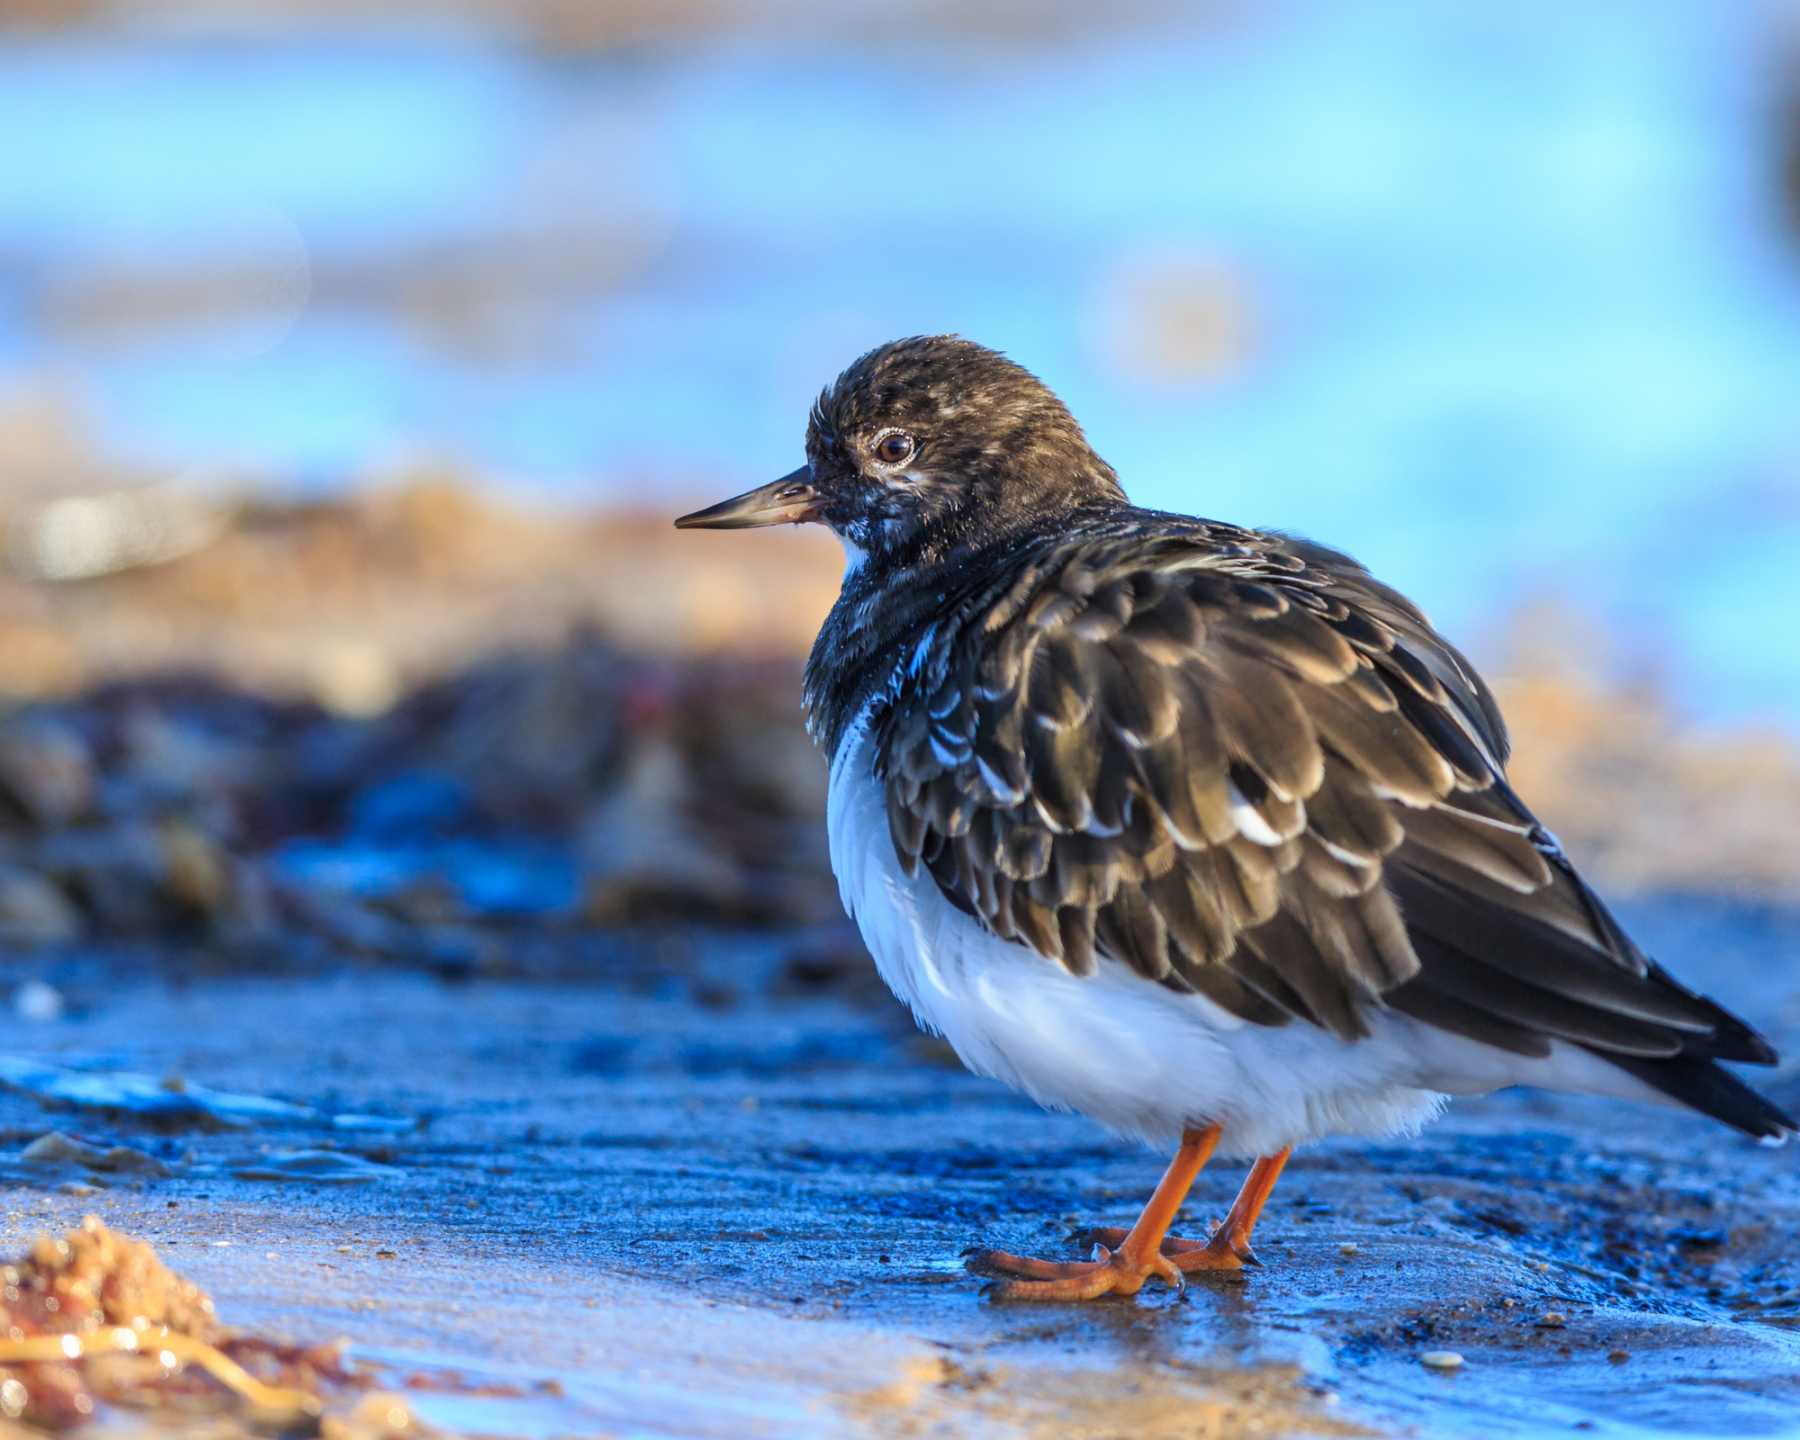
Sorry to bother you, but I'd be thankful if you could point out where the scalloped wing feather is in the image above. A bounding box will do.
[871,523,1774,1070]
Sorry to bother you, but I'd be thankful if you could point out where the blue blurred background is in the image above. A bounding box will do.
[3,0,1800,717]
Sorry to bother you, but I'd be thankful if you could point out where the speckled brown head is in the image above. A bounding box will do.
[675,336,1126,566]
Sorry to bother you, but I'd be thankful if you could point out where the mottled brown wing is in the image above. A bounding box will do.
[877,532,1778,1070]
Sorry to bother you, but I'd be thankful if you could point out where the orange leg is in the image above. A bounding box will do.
[1167,1145,1291,1270]
[966,1124,1222,1300]
[1087,1147,1292,1269]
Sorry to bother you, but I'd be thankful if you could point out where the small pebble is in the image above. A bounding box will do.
[1420,1350,1464,1371]
[1537,1310,1567,1328]
[1338,1242,1360,1256]
[1608,1350,1630,1363]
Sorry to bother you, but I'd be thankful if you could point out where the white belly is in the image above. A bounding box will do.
[826,717,1670,1156]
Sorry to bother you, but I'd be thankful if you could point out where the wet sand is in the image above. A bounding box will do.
[1,896,1797,1438]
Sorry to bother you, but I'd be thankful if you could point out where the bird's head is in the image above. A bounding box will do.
[675,336,1125,567]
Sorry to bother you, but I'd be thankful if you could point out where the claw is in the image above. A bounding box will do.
[1150,1251,1186,1295]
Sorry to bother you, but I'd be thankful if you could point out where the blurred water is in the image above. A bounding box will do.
[2,0,1799,716]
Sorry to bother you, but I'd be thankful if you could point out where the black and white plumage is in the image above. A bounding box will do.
[679,336,1794,1164]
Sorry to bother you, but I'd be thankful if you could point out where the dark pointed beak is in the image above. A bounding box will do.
[674,466,823,529]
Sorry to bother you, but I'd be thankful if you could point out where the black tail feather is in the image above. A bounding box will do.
[1598,1052,1797,1141]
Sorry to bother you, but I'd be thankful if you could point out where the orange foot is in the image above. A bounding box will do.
[1080,1223,1256,1271]
[966,1140,1292,1301]
[964,1236,1187,1300]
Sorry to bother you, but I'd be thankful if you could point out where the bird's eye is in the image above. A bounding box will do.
[873,432,915,466]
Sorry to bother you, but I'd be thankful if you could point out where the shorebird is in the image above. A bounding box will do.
[676,336,1792,1301]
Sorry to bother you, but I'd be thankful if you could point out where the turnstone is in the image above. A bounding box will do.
[677,335,1793,1300]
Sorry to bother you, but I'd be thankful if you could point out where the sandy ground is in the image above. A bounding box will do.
[0,896,1797,1439]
